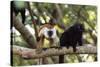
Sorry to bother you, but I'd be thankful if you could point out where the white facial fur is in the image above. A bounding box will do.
[38,27,59,47]
[39,27,57,39]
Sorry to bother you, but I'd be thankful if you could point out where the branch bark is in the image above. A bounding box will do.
[12,13,36,48]
[12,45,97,59]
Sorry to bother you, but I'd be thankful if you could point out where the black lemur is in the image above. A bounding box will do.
[59,23,84,63]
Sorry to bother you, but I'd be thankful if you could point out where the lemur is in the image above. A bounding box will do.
[37,19,59,49]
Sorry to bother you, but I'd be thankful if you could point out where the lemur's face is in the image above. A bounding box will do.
[38,23,59,47]
[38,24,57,39]
[73,23,84,32]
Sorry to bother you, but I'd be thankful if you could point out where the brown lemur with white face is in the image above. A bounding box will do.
[37,19,59,49]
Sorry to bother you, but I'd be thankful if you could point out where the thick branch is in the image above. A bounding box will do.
[13,13,36,48]
[12,45,97,59]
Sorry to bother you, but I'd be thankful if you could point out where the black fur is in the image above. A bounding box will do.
[59,23,84,63]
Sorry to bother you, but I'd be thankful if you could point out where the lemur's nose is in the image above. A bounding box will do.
[48,30,53,37]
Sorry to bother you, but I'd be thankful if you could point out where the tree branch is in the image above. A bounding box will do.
[12,45,97,59]
[12,13,36,48]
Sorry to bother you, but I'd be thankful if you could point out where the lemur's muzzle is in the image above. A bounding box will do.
[48,30,53,37]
